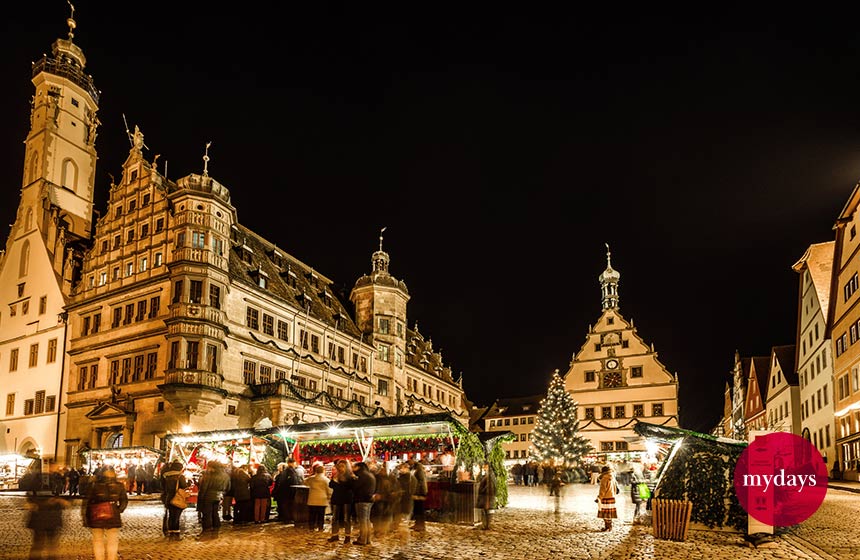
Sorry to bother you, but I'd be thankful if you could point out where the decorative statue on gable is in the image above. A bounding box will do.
[133,125,144,151]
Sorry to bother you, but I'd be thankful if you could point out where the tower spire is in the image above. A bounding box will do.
[66,1,76,41]
[371,226,390,275]
[598,243,621,310]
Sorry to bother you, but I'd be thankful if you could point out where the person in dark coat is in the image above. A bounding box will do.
[160,461,188,537]
[408,459,428,532]
[26,489,69,559]
[327,459,356,543]
[196,462,231,534]
[249,464,273,523]
[67,467,80,496]
[477,462,497,530]
[274,458,303,523]
[369,461,395,537]
[231,464,252,524]
[351,461,376,546]
[82,467,128,560]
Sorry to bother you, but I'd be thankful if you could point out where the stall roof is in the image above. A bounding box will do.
[633,421,747,449]
[87,445,164,455]
[260,412,468,442]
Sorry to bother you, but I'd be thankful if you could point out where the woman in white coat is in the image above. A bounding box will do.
[305,464,332,532]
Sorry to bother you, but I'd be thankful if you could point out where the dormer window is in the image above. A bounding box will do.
[297,291,312,307]
[253,267,269,290]
[320,289,332,307]
[306,271,319,288]
[240,244,254,264]
[130,170,138,183]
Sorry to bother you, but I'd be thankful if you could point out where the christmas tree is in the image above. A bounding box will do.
[531,370,592,466]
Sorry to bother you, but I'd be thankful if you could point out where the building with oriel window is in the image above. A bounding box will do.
[562,246,680,459]
[0,12,99,469]
[1,12,471,468]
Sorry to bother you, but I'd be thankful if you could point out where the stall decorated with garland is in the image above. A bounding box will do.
[634,420,748,531]
[83,446,164,478]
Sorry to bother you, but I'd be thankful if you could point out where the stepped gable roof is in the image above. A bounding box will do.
[751,356,770,401]
[228,223,361,338]
[772,344,798,385]
[405,326,455,384]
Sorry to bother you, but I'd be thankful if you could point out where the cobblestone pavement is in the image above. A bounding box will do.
[0,484,857,559]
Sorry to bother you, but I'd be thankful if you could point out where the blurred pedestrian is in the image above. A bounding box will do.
[476,461,496,530]
[196,462,231,534]
[26,488,69,559]
[82,467,128,560]
[231,464,252,524]
[305,463,332,532]
[392,462,416,531]
[250,464,273,524]
[274,458,302,524]
[408,459,427,532]
[351,461,376,546]
[369,460,394,537]
[328,459,355,543]
[67,467,80,496]
[549,468,564,497]
[160,460,188,538]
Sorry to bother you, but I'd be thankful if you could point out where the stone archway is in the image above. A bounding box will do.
[17,437,40,458]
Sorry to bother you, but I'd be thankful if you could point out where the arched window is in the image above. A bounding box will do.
[19,240,30,278]
[62,159,78,191]
[105,432,124,448]
[24,208,33,231]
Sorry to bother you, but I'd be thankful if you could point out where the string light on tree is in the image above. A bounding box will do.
[531,369,592,467]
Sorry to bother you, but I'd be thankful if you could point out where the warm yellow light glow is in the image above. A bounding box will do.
[182,424,192,434]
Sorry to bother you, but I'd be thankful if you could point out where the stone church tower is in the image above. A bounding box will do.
[0,8,99,464]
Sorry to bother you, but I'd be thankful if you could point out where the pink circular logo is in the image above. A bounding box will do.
[733,432,827,526]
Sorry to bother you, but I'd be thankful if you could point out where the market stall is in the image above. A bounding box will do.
[0,453,36,490]
[83,445,163,479]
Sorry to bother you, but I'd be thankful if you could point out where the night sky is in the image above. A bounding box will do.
[2,5,860,432]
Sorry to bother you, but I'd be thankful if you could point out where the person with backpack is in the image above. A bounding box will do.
[160,461,188,538]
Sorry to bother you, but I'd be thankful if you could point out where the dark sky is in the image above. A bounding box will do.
[3,4,860,432]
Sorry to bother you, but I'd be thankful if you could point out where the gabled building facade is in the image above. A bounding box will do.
[764,345,800,435]
[480,394,542,463]
[0,14,99,465]
[743,356,770,434]
[793,242,835,465]
[563,248,680,458]
[829,182,860,480]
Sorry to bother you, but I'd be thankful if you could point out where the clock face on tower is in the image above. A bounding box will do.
[606,358,619,370]
[603,371,622,388]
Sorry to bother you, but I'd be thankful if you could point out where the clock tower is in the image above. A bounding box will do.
[561,247,680,461]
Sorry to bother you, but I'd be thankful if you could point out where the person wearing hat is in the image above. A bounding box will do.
[596,465,619,531]
[82,467,128,560]
[160,461,188,537]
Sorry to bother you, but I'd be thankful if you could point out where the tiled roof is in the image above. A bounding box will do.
[228,223,362,338]
[485,394,544,417]
[405,326,456,384]
[772,344,798,385]
[751,356,770,401]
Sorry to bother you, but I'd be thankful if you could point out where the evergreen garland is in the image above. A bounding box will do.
[531,371,592,466]
[489,436,510,508]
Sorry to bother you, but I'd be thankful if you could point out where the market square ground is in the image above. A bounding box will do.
[1,483,858,559]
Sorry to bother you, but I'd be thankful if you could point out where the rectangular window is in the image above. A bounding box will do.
[127,229,135,244]
[47,338,57,363]
[139,257,147,272]
[113,235,120,250]
[378,343,391,362]
[149,296,160,318]
[277,320,289,341]
[173,280,183,304]
[121,358,131,384]
[141,224,149,238]
[601,406,612,419]
[615,441,629,451]
[177,232,186,247]
[585,371,595,382]
[155,252,163,267]
[24,399,34,416]
[33,390,44,414]
[513,417,519,425]
[110,360,119,385]
[209,285,221,309]
[22,301,29,315]
[337,346,345,364]
[186,341,199,369]
[246,307,259,329]
[82,316,91,337]
[9,348,19,372]
[633,403,644,417]
[92,313,101,333]
[652,403,664,416]
[300,330,309,349]
[192,231,205,249]
[615,405,625,418]
[39,296,47,315]
[146,352,157,379]
[631,366,643,378]
[112,307,121,328]
[168,341,179,369]
[206,344,217,373]
[124,303,134,325]
[189,280,203,304]
[89,364,98,389]
[311,334,320,354]
[243,360,257,385]
[155,218,164,232]
[360,357,367,372]
[5,394,14,416]
[142,193,150,206]
[600,442,613,451]
[262,314,274,335]
[78,366,87,390]
[328,342,336,359]
[275,369,287,381]
[133,355,144,382]
[378,317,390,334]
[378,379,389,396]
[28,344,38,368]
[136,300,147,321]
[594,343,602,352]
[259,365,272,384]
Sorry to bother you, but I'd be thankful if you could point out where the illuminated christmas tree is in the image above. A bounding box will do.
[531,370,592,466]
